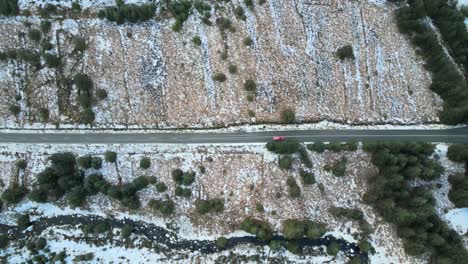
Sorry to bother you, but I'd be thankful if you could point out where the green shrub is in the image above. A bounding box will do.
[167,0,192,31]
[243,37,253,46]
[299,169,315,185]
[175,186,191,197]
[149,198,175,215]
[447,144,468,163]
[336,45,354,60]
[327,241,340,256]
[213,73,227,82]
[71,2,81,13]
[40,20,51,33]
[286,241,301,254]
[243,79,256,92]
[280,109,295,123]
[324,157,347,177]
[330,207,363,221]
[104,151,117,163]
[72,36,87,53]
[216,17,232,31]
[96,89,107,100]
[140,157,151,169]
[93,223,110,233]
[298,145,312,168]
[35,237,47,250]
[266,139,300,154]
[28,29,41,42]
[239,218,273,241]
[98,3,156,24]
[0,234,9,249]
[74,253,94,262]
[228,64,238,74]
[2,185,28,204]
[121,224,133,238]
[448,174,468,208]
[172,169,184,184]
[78,155,93,169]
[9,104,20,116]
[278,155,293,170]
[0,0,19,16]
[192,36,201,46]
[155,182,167,192]
[182,171,196,185]
[282,219,327,240]
[16,159,27,170]
[244,0,254,9]
[269,240,282,251]
[286,177,301,198]
[255,203,264,212]
[216,236,228,249]
[17,214,31,229]
[39,107,49,121]
[195,198,224,214]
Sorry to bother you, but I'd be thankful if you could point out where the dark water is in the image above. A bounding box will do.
[0,214,368,262]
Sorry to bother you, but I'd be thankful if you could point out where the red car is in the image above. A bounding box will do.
[273,136,286,141]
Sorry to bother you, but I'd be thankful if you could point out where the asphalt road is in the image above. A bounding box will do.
[0,127,467,144]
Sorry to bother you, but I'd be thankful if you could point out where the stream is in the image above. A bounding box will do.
[0,214,368,262]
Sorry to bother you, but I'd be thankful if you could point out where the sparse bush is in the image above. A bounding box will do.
[192,35,201,46]
[182,171,196,185]
[121,224,133,238]
[93,222,110,233]
[74,253,94,262]
[175,186,191,197]
[149,198,175,215]
[16,159,27,170]
[243,37,253,46]
[278,155,293,170]
[269,240,282,251]
[96,89,107,100]
[155,182,167,192]
[0,0,19,16]
[17,214,31,229]
[0,234,9,249]
[167,0,192,31]
[286,177,301,198]
[213,72,227,82]
[216,236,228,249]
[35,237,47,250]
[330,207,363,221]
[172,169,184,184]
[327,241,340,256]
[40,20,51,33]
[195,198,224,214]
[282,219,327,240]
[336,45,354,60]
[44,53,60,68]
[299,169,315,185]
[104,151,117,163]
[28,29,41,42]
[9,104,20,116]
[324,157,347,177]
[266,139,300,154]
[298,145,312,168]
[228,64,238,74]
[243,79,256,92]
[38,107,49,121]
[72,36,87,53]
[71,2,81,13]
[140,157,151,169]
[98,3,156,24]
[280,109,295,124]
[2,185,28,204]
[239,218,273,241]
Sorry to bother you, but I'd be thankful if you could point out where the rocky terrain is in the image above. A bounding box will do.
[0,0,442,129]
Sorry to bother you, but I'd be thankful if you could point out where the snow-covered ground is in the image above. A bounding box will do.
[0,0,443,130]
[0,142,432,263]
